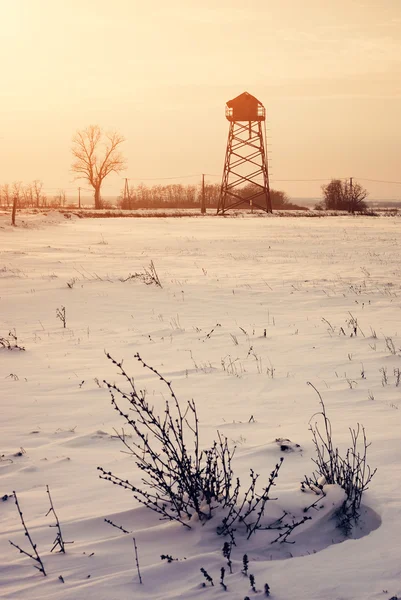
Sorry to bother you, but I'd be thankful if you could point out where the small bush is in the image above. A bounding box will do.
[119,260,162,287]
[0,330,25,351]
[303,383,376,534]
[98,353,309,542]
[99,352,238,527]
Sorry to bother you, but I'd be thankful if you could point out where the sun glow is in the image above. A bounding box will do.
[0,1,23,37]
[0,1,400,199]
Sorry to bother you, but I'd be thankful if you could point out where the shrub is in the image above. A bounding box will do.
[303,383,377,534]
[119,260,162,287]
[98,353,238,527]
[0,330,25,351]
[98,353,309,542]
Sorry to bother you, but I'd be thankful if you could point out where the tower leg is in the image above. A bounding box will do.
[218,120,272,214]
[217,123,234,215]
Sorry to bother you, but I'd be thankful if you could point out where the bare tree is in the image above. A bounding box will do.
[344,180,368,214]
[320,179,345,210]
[22,183,33,208]
[318,179,368,213]
[71,125,126,209]
[202,183,221,207]
[58,190,66,207]
[1,183,11,208]
[33,180,45,208]
[51,190,66,208]
[2,181,47,209]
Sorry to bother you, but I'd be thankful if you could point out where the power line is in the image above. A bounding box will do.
[122,175,339,184]
[270,178,335,182]
[123,175,384,184]
[126,174,202,181]
[42,187,77,191]
[356,178,401,185]
[35,176,401,193]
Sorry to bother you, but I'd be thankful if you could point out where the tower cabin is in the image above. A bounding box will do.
[225,92,265,122]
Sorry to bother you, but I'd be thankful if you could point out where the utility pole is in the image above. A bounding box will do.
[78,187,81,209]
[349,177,353,213]
[123,178,129,209]
[201,174,206,214]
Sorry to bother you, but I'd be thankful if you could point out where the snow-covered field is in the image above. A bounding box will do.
[1,212,401,600]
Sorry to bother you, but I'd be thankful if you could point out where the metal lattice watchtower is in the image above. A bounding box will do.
[217,92,272,214]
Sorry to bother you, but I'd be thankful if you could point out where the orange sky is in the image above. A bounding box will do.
[1,0,401,200]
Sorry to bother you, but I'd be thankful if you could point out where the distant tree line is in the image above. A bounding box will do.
[118,182,307,210]
[0,181,71,225]
[0,181,69,209]
[236,184,307,210]
[0,180,306,213]
[119,182,206,209]
[0,181,46,208]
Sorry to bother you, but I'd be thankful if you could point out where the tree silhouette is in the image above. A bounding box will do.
[318,179,368,213]
[345,180,369,214]
[71,125,126,209]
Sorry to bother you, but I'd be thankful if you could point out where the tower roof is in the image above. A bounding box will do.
[225,91,265,122]
[226,92,264,109]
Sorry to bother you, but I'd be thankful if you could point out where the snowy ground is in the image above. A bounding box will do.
[1,212,401,600]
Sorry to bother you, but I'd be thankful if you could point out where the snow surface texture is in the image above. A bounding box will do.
[0,213,400,600]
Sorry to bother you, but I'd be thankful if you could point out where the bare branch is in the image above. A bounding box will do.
[9,492,46,576]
